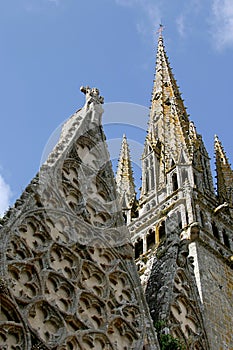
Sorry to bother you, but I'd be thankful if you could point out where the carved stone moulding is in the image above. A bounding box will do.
[26,299,66,346]
[6,234,33,261]
[0,324,28,349]
[80,260,109,299]
[121,304,142,331]
[109,270,135,304]
[0,295,30,349]
[173,268,191,298]
[86,246,115,270]
[45,216,70,245]
[107,317,139,349]
[17,215,51,253]
[49,243,81,281]
[8,262,42,302]
[44,270,77,314]
[39,182,63,209]
[59,151,120,230]
[78,331,115,350]
[170,295,199,340]
[57,335,82,350]
[77,291,107,330]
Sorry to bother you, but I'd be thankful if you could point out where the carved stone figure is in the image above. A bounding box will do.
[80,85,104,109]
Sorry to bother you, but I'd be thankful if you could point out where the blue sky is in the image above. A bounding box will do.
[0,0,233,215]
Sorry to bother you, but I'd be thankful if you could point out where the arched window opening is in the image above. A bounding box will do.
[200,211,205,227]
[144,159,149,193]
[172,172,178,192]
[204,159,210,189]
[150,168,155,189]
[222,229,231,249]
[146,229,155,250]
[158,221,166,241]
[193,173,198,187]
[181,169,188,183]
[122,213,127,224]
[150,156,155,189]
[212,222,220,240]
[177,211,182,229]
[135,239,143,259]
[145,172,149,193]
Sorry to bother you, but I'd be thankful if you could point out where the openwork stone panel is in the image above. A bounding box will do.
[0,296,30,349]
[169,250,210,349]
[0,103,158,349]
[8,262,42,302]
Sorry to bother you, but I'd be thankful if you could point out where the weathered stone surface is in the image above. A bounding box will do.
[127,33,233,349]
[0,89,159,349]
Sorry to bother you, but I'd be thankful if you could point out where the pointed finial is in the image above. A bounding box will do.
[157,24,165,37]
[214,134,223,152]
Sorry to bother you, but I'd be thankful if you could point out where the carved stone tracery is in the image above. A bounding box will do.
[0,97,157,349]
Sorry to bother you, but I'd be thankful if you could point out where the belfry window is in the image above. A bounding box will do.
[158,221,166,241]
[135,239,143,259]
[181,169,188,183]
[172,172,178,192]
[177,211,182,229]
[193,173,198,187]
[222,229,230,249]
[212,222,220,240]
[146,229,155,250]
[145,159,149,193]
[200,211,205,227]
[150,156,155,189]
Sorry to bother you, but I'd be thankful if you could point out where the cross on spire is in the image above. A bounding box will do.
[157,24,165,37]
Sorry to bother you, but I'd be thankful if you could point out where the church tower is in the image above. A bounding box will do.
[126,31,233,349]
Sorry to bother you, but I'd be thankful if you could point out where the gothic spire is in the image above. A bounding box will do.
[214,135,233,204]
[116,135,137,223]
[148,33,192,162]
[140,32,215,204]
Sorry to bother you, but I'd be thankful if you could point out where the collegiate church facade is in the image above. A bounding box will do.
[0,33,232,350]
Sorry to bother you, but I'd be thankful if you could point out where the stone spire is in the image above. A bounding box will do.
[214,134,233,204]
[148,34,191,159]
[116,134,137,223]
[140,33,215,205]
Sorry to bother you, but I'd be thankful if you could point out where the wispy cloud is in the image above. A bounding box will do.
[0,174,12,217]
[176,14,185,38]
[174,0,203,39]
[115,0,161,35]
[210,0,233,50]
